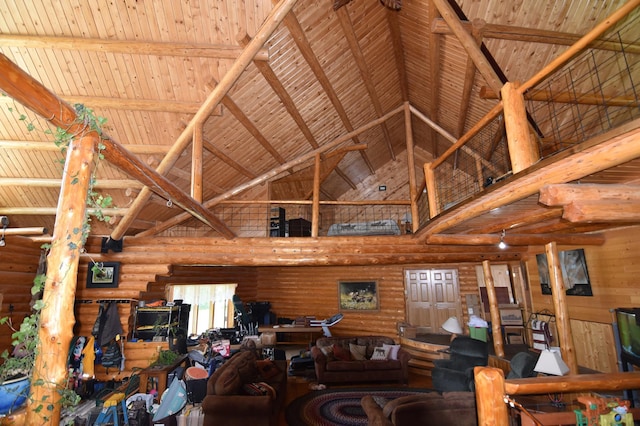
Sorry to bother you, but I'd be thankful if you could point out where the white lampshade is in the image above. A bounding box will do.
[442,316,463,335]
[534,349,570,376]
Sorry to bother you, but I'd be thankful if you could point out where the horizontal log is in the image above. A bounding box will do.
[504,371,640,395]
[0,139,172,155]
[563,200,640,222]
[539,183,640,205]
[426,233,605,246]
[480,86,640,107]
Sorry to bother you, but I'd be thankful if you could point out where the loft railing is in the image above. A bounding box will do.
[425,2,640,218]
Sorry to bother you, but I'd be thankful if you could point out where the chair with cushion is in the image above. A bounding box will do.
[431,336,488,393]
[506,351,539,379]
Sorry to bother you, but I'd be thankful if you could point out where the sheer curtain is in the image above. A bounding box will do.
[171,284,237,335]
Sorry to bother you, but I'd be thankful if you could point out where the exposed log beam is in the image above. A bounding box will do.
[0,94,221,115]
[136,105,405,237]
[475,206,563,234]
[456,19,486,137]
[539,183,640,205]
[385,9,409,102]
[0,207,127,216]
[206,80,285,164]
[280,2,375,174]
[417,117,640,239]
[563,200,640,223]
[426,232,605,246]
[480,87,640,107]
[0,139,172,154]
[3,227,48,236]
[336,6,395,160]
[431,0,503,94]
[238,34,356,189]
[0,178,142,189]
[113,0,299,239]
[202,138,256,179]
[428,1,442,155]
[0,33,270,61]
[0,53,235,238]
[431,18,640,54]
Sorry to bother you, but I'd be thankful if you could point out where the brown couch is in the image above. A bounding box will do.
[201,350,287,426]
[310,336,410,385]
[361,391,477,426]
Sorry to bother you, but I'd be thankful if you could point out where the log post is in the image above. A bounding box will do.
[424,163,439,218]
[26,134,95,424]
[545,242,579,374]
[482,260,504,358]
[475,366,509,426]
[312,153,321,237]
[501,82,539,173]
[404,102,420,232]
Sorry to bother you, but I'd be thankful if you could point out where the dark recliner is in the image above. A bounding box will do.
[506,351,539,379]
[431,336,489,393]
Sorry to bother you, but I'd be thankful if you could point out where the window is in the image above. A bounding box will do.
[170,284,237,335]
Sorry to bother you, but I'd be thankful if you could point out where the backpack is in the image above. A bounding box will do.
[101,340,122,369]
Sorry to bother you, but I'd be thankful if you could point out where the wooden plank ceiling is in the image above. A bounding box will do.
[0,0,639,243]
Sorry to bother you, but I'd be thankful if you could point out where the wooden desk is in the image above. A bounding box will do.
[138,353,189,397]
[259,325,322,345]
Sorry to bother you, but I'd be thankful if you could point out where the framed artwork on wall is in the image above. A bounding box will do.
[86,261,121,288]
[536,248,592,296]
[338,280,378,311]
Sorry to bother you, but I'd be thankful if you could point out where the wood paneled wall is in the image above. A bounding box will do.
[525,226,640,372]
[0,236,42,353]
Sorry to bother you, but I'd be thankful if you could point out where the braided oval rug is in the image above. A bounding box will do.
[285,387,433,426]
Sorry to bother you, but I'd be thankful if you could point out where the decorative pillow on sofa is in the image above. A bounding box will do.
[383,343,401,360]
[333,344,352,361]
[349,343,368,360]
[371,346,390,360]
[256,359,281,379]
[320,345,335,361]
[243,381,276,399]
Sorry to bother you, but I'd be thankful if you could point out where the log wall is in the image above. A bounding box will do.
[0,236,42,354]
[525,226,640,373]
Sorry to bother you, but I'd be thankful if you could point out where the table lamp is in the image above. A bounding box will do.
[533,348,569,376]
[442,316,463,335]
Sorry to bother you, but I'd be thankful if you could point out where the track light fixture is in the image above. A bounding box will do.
[498,229,507,250]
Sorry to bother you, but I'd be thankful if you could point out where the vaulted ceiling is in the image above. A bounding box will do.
[0,0,639,242]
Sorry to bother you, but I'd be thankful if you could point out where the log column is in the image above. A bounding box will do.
[545,242,579,374]
[475,366,509,426]
[501,82,540,173]
[482,260,504,358]
[27,134,95,424]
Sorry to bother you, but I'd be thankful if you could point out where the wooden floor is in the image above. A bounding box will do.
[277,365,433,425]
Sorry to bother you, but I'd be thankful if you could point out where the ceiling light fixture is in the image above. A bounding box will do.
[498,229,507,250]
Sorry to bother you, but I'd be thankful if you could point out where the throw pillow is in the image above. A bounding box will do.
[256,359,280,379]
[333,344,352,361]
[320,345,334,357]
[242,382,276,399]
[214,367,242,395]
[371,346,390,360]
[383,343,401,360]
[349,343,367,361]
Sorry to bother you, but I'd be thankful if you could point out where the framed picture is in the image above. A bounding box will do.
[536,248,592,296]
[86,261,120,288]
[338,280,378,311]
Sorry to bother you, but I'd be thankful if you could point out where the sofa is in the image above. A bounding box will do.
[201,350,287,426]
[361,391,477,426]
[310,336,410,384]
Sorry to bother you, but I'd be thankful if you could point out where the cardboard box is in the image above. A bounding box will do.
[500,308,523,325]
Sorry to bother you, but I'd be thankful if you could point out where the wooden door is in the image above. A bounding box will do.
[405,269,462,334]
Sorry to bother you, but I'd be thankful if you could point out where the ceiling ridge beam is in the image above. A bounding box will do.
[112,0,300,240]
[0,33,270,61]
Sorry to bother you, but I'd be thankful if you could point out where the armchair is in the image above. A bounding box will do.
[431,336,488,393]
